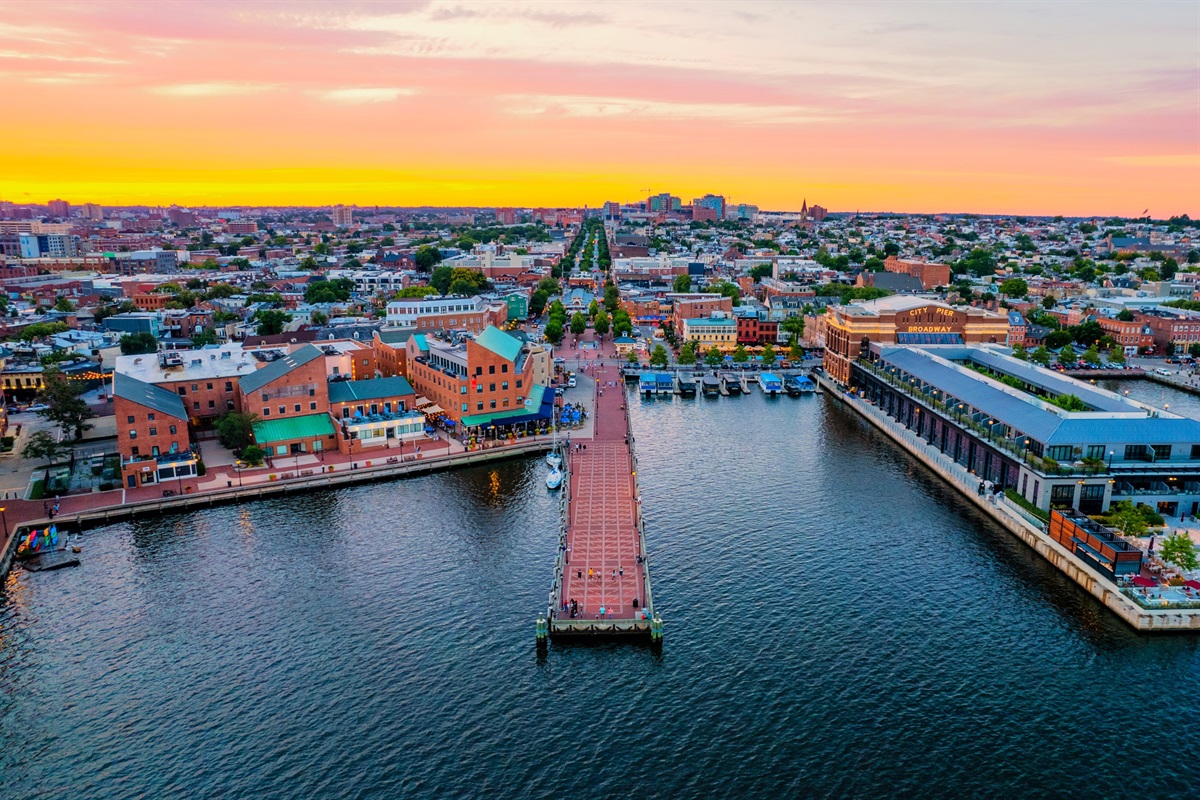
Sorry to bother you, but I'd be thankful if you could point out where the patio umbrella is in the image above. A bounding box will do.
[1184,579,1200,590]
[1131,575,1157,588]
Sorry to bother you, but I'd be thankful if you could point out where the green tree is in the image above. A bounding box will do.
[705,346,722,366]
[1081,344,1102,365]
[304,278,354,304]
[1107,501,1149,538]
[733,344,749,363]
[530,290,549,317]
[21,430,66,482]
[53,296,74,312]
[1050,393,1087,411]
[1159,532,1198,570]
[603,283,621,313]
[1107,347,1126,365]
[255,309,291,336]
[119,332,159,355]
[627,350,640,364]
[780,315,805,341]
[790,338,804,362]
[1058,343,1078,363]
[569,312,587,335]
[35,367,95,439]
[611,309,633,337]
[1030,345,1053,366]
[310,310,328,326]
[544,320,564,344]
[1189,343,1200,359]
[191,329,218,347]
[430,265,454,294]
[20,322,69,341]
[1011,343,1028,361]
[749,263,773,282]
[1116,309,1134,322]
[395,285,436,298]
[414,245,442,271]
[761,343,776,366]
[649,344,669,367]
[673,273,692,293]
[588,299,600,318]
[215,411,260,452]
[593,311,610,336]
[999,278,1028,298]
[1041,296,1056,310]
[677,341,697,366]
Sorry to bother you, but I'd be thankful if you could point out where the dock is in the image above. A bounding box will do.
[542,362,660,641]
[23,551,81,572]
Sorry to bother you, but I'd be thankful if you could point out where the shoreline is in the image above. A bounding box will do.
[814,371,1200,633]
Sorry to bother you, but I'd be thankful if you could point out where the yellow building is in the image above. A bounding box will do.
[682,316,738,351]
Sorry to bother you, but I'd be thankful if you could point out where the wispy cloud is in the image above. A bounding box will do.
[1101,155,1200,168]
[315,87,415,104]
[0,49,124,64]
[150,82,276,97]
[501,94,835,125]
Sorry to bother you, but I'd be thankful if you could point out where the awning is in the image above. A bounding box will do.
[1131,575,1157,588]
[252,413,336,445]
[422,404,444,415]
[414,396,431,408]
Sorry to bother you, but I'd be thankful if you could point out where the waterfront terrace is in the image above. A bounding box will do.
[852,344,1200,516]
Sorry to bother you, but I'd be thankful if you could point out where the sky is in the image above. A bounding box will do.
[0,0,1198,215]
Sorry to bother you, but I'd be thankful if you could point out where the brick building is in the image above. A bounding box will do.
[240,344,338,458]
[736,314,780,346]
[669,293,734,335]
[882,256,951,290]
[1134,309,1200,353]
[114,372,197,490]
[115,346,249,425]
[1097,316,1154,352]
[372,329,414,377]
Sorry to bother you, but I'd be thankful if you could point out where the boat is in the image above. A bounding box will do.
[701,375,721,396]
[678,371,697,395]
[758,372,783,395]
[546,467,563,490]
[546,451,562,468]
[721,372,742,395]
[787,374,816,396]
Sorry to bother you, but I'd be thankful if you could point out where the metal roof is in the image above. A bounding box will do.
[238,344,325,395]
[251,412,335,445]
[473,325,522,362]
[965,349,1130,412]
[327,376,414,404]
[113,372,188,419]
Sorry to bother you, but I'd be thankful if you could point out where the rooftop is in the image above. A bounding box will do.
[239,344,325,394]
[328,376,415,404]
[115,343,252,383]
[113,371,188,419]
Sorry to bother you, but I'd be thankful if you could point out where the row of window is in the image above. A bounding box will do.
[1045,443,1185,462]
[128,424,178,438]
[262,402,319,416]
[177,381,234,395]
[130,441,182,457]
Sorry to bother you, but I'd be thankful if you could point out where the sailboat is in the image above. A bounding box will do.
[546,466,563,490]
[546,416,562,468]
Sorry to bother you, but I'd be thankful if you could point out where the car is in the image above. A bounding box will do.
[567,378,577,388]
[1157,368,1172,376]
[553,357,565,364]
[27,404,49,412]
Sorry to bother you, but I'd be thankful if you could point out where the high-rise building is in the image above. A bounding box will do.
[603,201,621,220]
[810,204,828,222]
[82,203,104,221]
[692,194,726,219]
[648,193,681,212]
[47,199,70,218]
[331,205,354,228]
[495,208,516,225]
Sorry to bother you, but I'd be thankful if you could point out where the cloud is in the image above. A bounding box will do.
[0,49,124,64]
[500,94,836,125]
[150,82,277,97]
[315,87,416,103]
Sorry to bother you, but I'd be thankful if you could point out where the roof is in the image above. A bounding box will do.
[113,372,188,419]
[459,384,549,427]
[375,327,416,346]
[412,334,429,352]
[252,413,335,445]
[328,376,415,404]
[239,344,325,394]
[474,325,522,362]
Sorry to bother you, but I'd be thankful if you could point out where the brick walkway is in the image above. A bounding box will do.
[557,355,646,621]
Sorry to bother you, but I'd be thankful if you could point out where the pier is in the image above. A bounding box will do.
[544,359,659,640]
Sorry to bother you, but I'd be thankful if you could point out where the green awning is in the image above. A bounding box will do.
[252,413,336,445]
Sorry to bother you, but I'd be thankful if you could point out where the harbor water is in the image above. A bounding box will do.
[1,385,1198,798]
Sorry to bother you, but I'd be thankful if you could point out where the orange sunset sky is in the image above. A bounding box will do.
[1,0,1198,215]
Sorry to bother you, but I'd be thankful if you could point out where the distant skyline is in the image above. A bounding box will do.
[1,1,1197,215]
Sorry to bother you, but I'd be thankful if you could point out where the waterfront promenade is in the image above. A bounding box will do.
[546,332,657,638]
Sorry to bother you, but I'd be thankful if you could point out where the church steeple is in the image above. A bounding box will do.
[801,198,808,218]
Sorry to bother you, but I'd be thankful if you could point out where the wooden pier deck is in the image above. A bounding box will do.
[544,361,658,640]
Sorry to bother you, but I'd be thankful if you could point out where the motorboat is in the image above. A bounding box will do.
[758,372,783,395]
[546,467,563,490]
[546,451,562,468]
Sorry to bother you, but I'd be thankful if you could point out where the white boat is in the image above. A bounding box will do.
[546,467,563,490]
[546,451,562,468]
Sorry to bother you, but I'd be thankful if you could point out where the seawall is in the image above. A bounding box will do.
[815,371,1200,633]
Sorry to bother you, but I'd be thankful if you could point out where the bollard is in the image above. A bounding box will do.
[535,615,548,642]
[650,615,663,642]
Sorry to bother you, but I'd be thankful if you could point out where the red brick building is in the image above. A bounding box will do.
[406,326,538,426]
[736,315,780,345]
[1098,316,1154,351]
[239,344,338,458]
[1133,309,1200,353]
[114,372,197,490]
[882,256,951,290]
[670,293,734,335]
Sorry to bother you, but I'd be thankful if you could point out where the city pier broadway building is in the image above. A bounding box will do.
[824,297,1009,385]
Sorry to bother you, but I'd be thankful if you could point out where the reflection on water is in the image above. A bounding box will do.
[0,388,1197,799]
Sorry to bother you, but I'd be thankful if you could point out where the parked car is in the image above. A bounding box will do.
[567,377,577,388]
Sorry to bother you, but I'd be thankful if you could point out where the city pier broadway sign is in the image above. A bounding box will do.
[894,305,966,334]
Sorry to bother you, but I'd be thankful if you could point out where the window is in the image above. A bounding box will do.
[460,386,467,394]
[169,425,177,435]
[489,365,496,375]
[502,399,509,407]
[1191,444,1200,460]
[1153,444,1172,461]
[517,379,523,389]
[309,388,315,396]
[262,394,269,402]
[1050,484,1075,507]
[192,401,199,410]
[148,413,155,421]
[1086,445,1106,461]
[131,446,139,457]
[294,404,301,413]
[177,387,186,395]
[149,427,157,436]
[263,408,270,416]
[502,381,508,390]
[1125,445,1148,461]
[1047,446,1073,461]
[151,445,160,457]
[489,383,495,392]
[191,384,198,392]
[476,367,483,376]
[207,383,213,390]
[477,402,484,410]
[490,400,496,409]
[279,406,285,415]
[502,364,508,373]
[126,415,135,424]
[129,430,137,439]
[225,382,233,392]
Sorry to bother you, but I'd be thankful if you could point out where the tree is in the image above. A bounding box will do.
[1159,532,1198,570]
[677,341,697,366]
[733,344,749,363]
[191,329,218,347]
[762,343,776,366]
[1011,343,1028,361]
[1082,344,1102,366]
[255,309,291,336]
[569,312,587,335]
[240,444,266,467]
[1116,309,1134,322]
[1041,296,1056,310]
[430,265,454,295]
[310,311,328,326]
[781,315,805,341]
[1030,345,1053,366]
[588,299,600,318]
[119,332,159,355]
[1107,501,1149,538]
[627,350,639,364]
[20,322,69,341]
[1108,347,1126,365]
[673,274,692,293]
[1189,343,1200,359]
[649,344,669,367]
[749,263,773,282]
[790,338,804,362]
[414,245,442,271]
[304,278,354,304]
[22,430,66,482]
[704,346,722,366]
[1058,343,1078,363]
[712,281,740,305]
[593,311,610,336]
[395,285,437,298]
[53,296,74,312]
[530,290,549,317]
[36,367,95,440]
[999,278,1028,298]
[215,411,259,452]
[544,320,564,344]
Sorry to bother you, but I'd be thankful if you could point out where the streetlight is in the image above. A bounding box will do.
[0,506,7,537]
[1108,450,1114,470]
[1024,439,1030,462]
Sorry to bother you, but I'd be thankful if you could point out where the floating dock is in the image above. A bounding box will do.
[23,551,81,572]
[543,362,660,641]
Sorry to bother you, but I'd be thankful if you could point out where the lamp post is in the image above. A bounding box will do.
[0,506,7,538]
[1024,438,1030,462]
[1108,450,1114,471]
